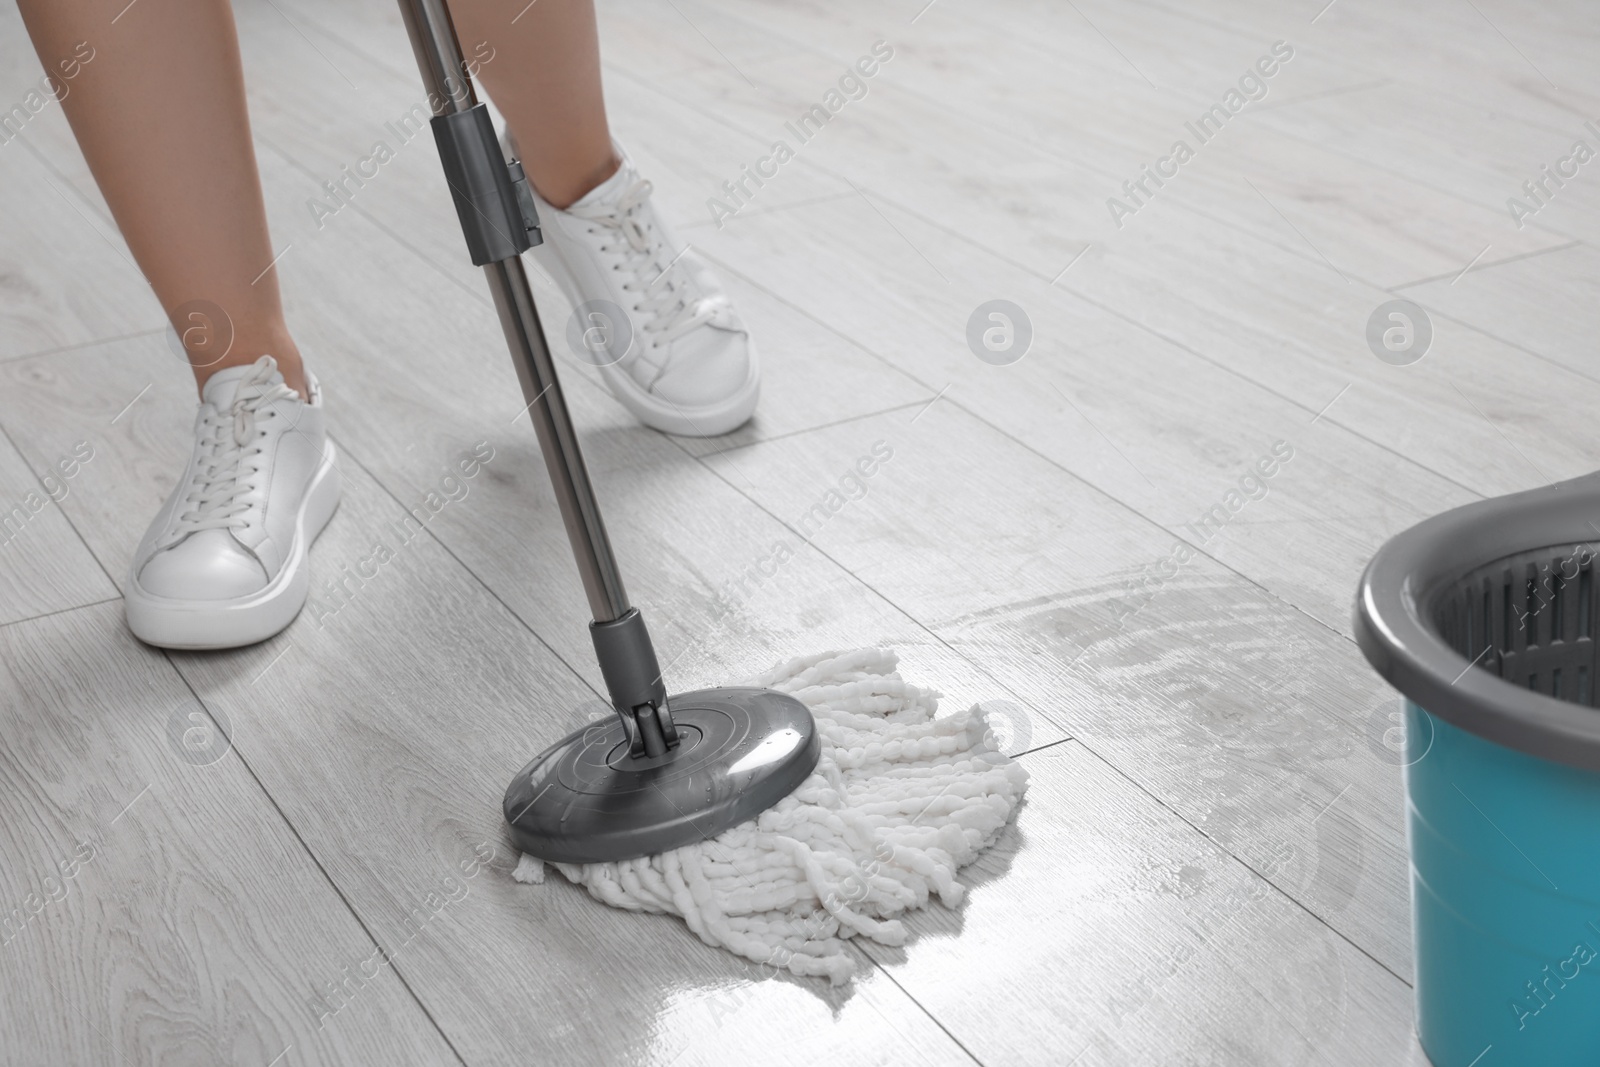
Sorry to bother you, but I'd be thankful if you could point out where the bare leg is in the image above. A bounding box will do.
[16,0,306,398]
[446,0,621,208]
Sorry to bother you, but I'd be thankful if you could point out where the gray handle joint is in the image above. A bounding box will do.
[429,103,543,265]
[591,609,680,758]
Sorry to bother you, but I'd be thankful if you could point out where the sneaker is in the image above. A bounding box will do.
[124,356,341,649]
[523,143,759,437]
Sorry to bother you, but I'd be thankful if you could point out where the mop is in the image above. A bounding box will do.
[394,0,1027,985]
[511,648,1029,984]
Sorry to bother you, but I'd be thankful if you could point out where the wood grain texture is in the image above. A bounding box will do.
[238,0,909,457]
[2,333,230,590]
[564,0,1600,511]
[0,601,459,1066]
[577,1,1600,507]
[697,396,1417,984]
[1252,79,1600,238]
[251,0,856,285]
[20,0,1600,1059]
[867,741,1416,1066]
[0,122,160,360]
[237,140,1033,740]
[0,11,162,356]
[1400,242,1599,384]
[681,190,1479,637]
[676,0,1571,288]
[0,421,116,624]
[0,339,991,1066]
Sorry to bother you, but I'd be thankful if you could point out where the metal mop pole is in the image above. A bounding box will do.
[396,0,679,757]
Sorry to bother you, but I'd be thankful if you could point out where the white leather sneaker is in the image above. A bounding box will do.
[124,356,341,650]
[525,144,759,437]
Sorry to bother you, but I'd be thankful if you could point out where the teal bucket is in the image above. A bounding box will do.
[1357,473,1600,1067]
[1407,703,1600,1063]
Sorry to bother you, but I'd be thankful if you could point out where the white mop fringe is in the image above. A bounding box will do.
[512,648,1030,984]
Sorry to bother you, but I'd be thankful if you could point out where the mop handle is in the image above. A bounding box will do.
[395,0,631,624]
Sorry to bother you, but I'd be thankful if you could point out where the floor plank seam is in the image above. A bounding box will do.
[321,428,613,710]
[0,328,167,368]
[0,419,122,593]
[931,389,1427,667]
[155,650,474,1067]
[253,114,941,460]
[597,39,1600,410]
[872,965,989,1067]
[678,384,1414,983]
[1,3,1484,1054]
[1119,0,1596,145]
[322,426,1026,1060]
[704,397,934,455]
[1386,239,1584,290]
[1398,305,1600,399]
[689,236,1484,639]
[321,426,1050,1064]
[826,203,1498,502]
[674,429,1078,740]
[644,0,1589,262]
[272,0,436,86]
[253,133,498,312]
[0,596,124,635]
[0,402,476,1058]
[881,161,1595,418]
[41,0,1557,535]
[1213,128,1588,255]
[591,65,1541,505]
[1060,738,1413,992]
[16,133,121,234]
[18,19,1505,637]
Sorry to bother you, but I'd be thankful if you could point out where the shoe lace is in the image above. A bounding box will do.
[169,358,298,540]
[568,178,728,370]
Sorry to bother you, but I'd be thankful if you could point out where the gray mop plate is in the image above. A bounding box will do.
[503,687,821,864]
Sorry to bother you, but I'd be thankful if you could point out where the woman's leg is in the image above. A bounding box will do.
[445,0,620,208]
[20,0,336,652]
[443,0,760,438]
[16,0,306,397]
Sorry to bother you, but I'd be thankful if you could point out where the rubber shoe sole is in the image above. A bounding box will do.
[124,440,342,650]
[597,346,760,437]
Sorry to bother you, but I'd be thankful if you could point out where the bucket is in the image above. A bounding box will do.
[1355,474,1600,1066]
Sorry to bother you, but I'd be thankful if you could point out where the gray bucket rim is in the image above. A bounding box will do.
[1354,470,1600,771]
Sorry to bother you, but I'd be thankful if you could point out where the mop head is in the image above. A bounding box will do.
[511,648,1030,984]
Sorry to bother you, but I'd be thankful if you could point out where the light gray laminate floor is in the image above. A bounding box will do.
[1,0,1590,1063]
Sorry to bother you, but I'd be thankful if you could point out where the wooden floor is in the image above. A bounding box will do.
[3,0,1596,1062]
